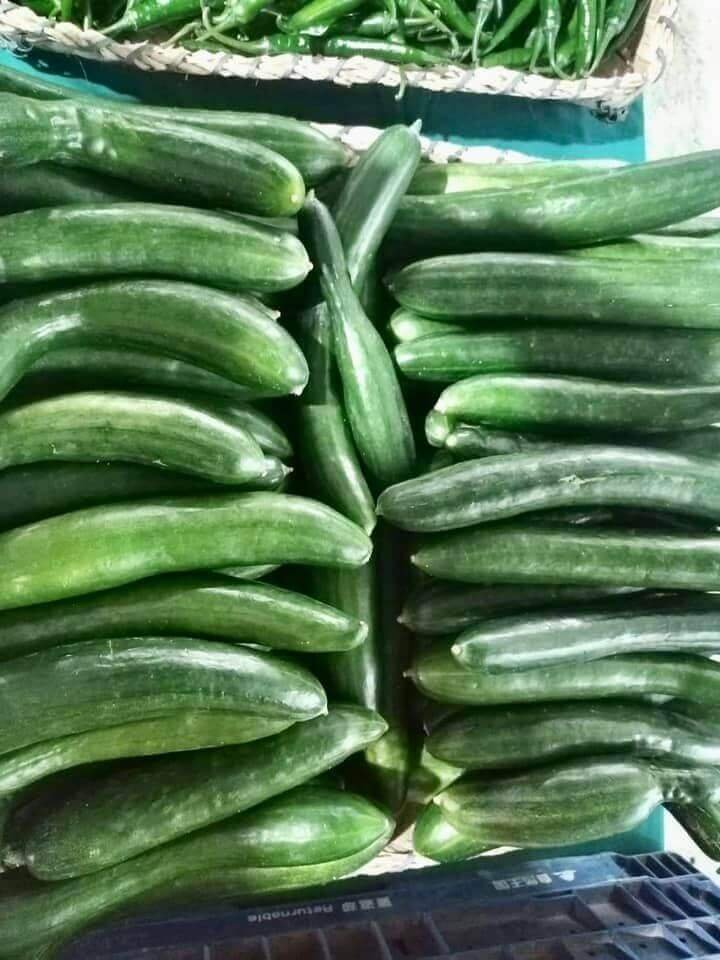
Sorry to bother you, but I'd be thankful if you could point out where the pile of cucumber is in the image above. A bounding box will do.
[4,62,720,956]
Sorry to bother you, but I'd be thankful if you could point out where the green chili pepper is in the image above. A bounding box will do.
[106,0,214,34]
[575,0,598,75]
[481,44,532,67]
[484,0,537,54]
[322,34,446,64]
[283,0,366,32]
[195,29,315,51]
[397,0,455,40]
[535,0,562,71]
[352,10,399,36]
[592,0,643,71]
[425,0,475,40]
[471,0,496,61]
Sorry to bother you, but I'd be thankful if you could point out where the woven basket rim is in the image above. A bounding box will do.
[0,0,677,109]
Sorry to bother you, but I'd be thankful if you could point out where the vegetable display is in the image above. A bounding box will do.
[3,62,720,957]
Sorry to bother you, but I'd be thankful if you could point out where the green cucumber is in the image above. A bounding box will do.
[412,522,720,590]
[0,204,311,293]
[0,66,351,186]
[378,447,720,532]
[394,325,720,384]
[431,376,720,435]
[388,309,465,343]
[427,701,720,770]
[0,573,366,661]
[668,799,720,860]
[333,123,421,298]
[454,595,720,672]
[2,94,305,217]
[0,712,294,797]
[297,304,376,534]
[0,391,276,485]
[407,160,617,196]
[303,194,415,487]
[0,636,325,758]
[386,252,720,329]
[411,643,720,707]
[389,151,720,254]
[0,162,149,213]
[11,705,387,880]
[0,279,307,399]
[0,492,372,609]
[400,581,646,636]
[0,787,392,960]
[656,214,720,238]
[414,803,488,862]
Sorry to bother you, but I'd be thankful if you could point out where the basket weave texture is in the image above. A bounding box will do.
[0,0,677,109]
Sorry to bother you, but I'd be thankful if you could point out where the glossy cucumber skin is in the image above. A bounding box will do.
[389,152,720,253]
[454,596,720,672]
[435,759,666,847]
[427,701,720,771]
[411,644,720,707]
[0,279,306,400]
[389,309,465,343]
[0,787,392,960]
[0,636,325,758]
[333,124,421,295]
[0,162,148,213]
[395,326,720,384]
[433,375,720,435]
[379,446,720,533]
[3,94,305,217]
[387,252,720,329]
[297,304,376,534]
[0,712,293,796]
[304,195,415,488]
[0,573,366,661]
[407,160,616,196]
[0,204,311,293]
[400,581,646,636]
[0,391,273,485]
[0,492,372,610]
[412,523,720,591]
[12,705,387,880]
[413,803,488,862]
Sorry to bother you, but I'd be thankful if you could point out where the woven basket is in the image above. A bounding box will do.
[0,0,676,111]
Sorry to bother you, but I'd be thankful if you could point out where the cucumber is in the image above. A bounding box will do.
[394,325,720,384]
[2,94,305,217]
[303,194,415,487]
[0,279,307,399]
[0,492,372,609]
[412,522,720,591]
[0,787,392,960]
[656,214,720,238]
[386,252,720,329]
[219,564,281,580]
[400,581,646,636]
[0,391,276,485]
[0,712,294,796]
[0,162,148,213]
[333,123,421,297]
[389,309,465,343]
[10,705,387,880]
[297,304,376,534]
[427,701,720,770]
[414,803,489,862]
[379,446,720,532]
[453,595,720,673]
[411,643,720,707]
[389,151,720,254]
[0,66,351,187]
[407,160,617,196]
[668,799,720,860]
[0,636,325,758]
[0,204,311,293]
[0,573,366,661]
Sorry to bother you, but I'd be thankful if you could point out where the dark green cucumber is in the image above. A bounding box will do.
[0,279,307,400]
[0,391,276,485]
[0,492,372,610]
[431,376,720,436]
[413,522,720,591]
[400,581,646,636]
[0,712,293,796]
[0,204,311,292]
[0,162,149,213]
[395,325,720,384]
[0,573,366,661]
[303,194,415,487]
[0,787,392,960]
[411,643,720,707]
[297,303,376,534]
[389,151,720,253]
[0,66,351,186]
[2,94,305,217]
[389,309,465,343]
[11,705,387,880]
[414,803,488,862]
[333,123,421,297]
[427,701,720,770]
[386,252,720,329]
[379,446,720,533]
[668,799,720,860]
[453,595,720,672]
[407,160,616,196]
[0,636,325,758]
